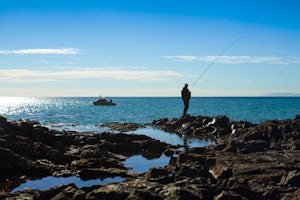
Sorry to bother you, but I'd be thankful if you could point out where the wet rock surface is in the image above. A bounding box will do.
[1,114,300,199]
[97,122,145,132]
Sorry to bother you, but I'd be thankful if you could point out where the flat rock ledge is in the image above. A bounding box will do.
[97,122,145,132]
[1,114,300,199]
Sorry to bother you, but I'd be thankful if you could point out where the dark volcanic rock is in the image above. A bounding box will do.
[151,115,256,141]
[79,167,128,180]
[2,114,300,199]
[0,147,27,177]
[0,116,8,127]
[98,122,145,132]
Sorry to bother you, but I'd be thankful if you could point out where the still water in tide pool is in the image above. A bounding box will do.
[11,153,171,193]
[11,176,124,193]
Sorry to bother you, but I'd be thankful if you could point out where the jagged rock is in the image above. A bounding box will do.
[85,184,130,199]
[0,192,8,199]
[141,139,168,153]
[7,188,41,200]
[0,147,27,177]
[238,139,269,154]
[215,191,248,200]
[80,145,107,159]
[0,116,8,127]
[146,167,173,184]
[79,167,127,180]
[152,115,234,140]
[281,170,300,187]
[71,158,125,170]
[2,114,300,199]
[38,184,85,200]
[26,159,53,177]
[50,184,80,200]
[31,126,50,142]
[98,122,145,132]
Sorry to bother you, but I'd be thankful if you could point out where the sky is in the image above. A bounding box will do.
[1,0,300,97]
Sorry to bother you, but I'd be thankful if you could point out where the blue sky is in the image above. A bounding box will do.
[1,0,300,96]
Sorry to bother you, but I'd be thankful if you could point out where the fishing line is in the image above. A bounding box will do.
[191,36,248,88]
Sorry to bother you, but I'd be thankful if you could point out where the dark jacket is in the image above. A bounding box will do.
[181,87,191,102]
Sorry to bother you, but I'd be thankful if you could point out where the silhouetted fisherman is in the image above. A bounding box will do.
[181,83,191,116]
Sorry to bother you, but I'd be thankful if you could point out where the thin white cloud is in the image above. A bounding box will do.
[0,68,182,83]
[162,56,198,62]
[0,87,187,97]
[198,56,289,64]
[163,55,300,64]
[289,56,300,64]
[0,48,80,55]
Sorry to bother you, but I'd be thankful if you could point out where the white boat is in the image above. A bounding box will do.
[93,96,116,106]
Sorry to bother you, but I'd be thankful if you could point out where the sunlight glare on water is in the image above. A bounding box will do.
[0,97,41,116]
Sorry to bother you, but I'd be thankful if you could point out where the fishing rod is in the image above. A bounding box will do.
[191,36,248,88]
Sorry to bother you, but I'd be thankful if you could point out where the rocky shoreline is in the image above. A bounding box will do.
[1,114,300,199]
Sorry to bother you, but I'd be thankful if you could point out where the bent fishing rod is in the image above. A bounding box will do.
[191,36,248,88]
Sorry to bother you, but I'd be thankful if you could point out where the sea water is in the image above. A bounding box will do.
[1,97,300,126]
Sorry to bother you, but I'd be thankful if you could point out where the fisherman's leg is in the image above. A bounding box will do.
[183,102,189,116]
[186,102,189,112]
[183,107,187,116]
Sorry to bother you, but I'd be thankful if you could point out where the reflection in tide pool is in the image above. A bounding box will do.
[127,126,214,148]
[124,154,170,173]
[123,127,214,173]
[11,176,124,193]
[48,125,214,148]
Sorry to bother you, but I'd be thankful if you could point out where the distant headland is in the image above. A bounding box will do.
[265,93,300,97]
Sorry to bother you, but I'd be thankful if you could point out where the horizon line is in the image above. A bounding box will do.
[1,95,300,98]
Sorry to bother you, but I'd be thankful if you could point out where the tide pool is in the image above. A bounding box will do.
[11,176,124,193]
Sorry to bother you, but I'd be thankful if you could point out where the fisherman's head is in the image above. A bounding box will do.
[184,83,188,88]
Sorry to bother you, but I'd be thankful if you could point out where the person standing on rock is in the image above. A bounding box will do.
[181,83,191,116]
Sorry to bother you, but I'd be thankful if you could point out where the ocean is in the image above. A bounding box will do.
[1,97,300,126]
